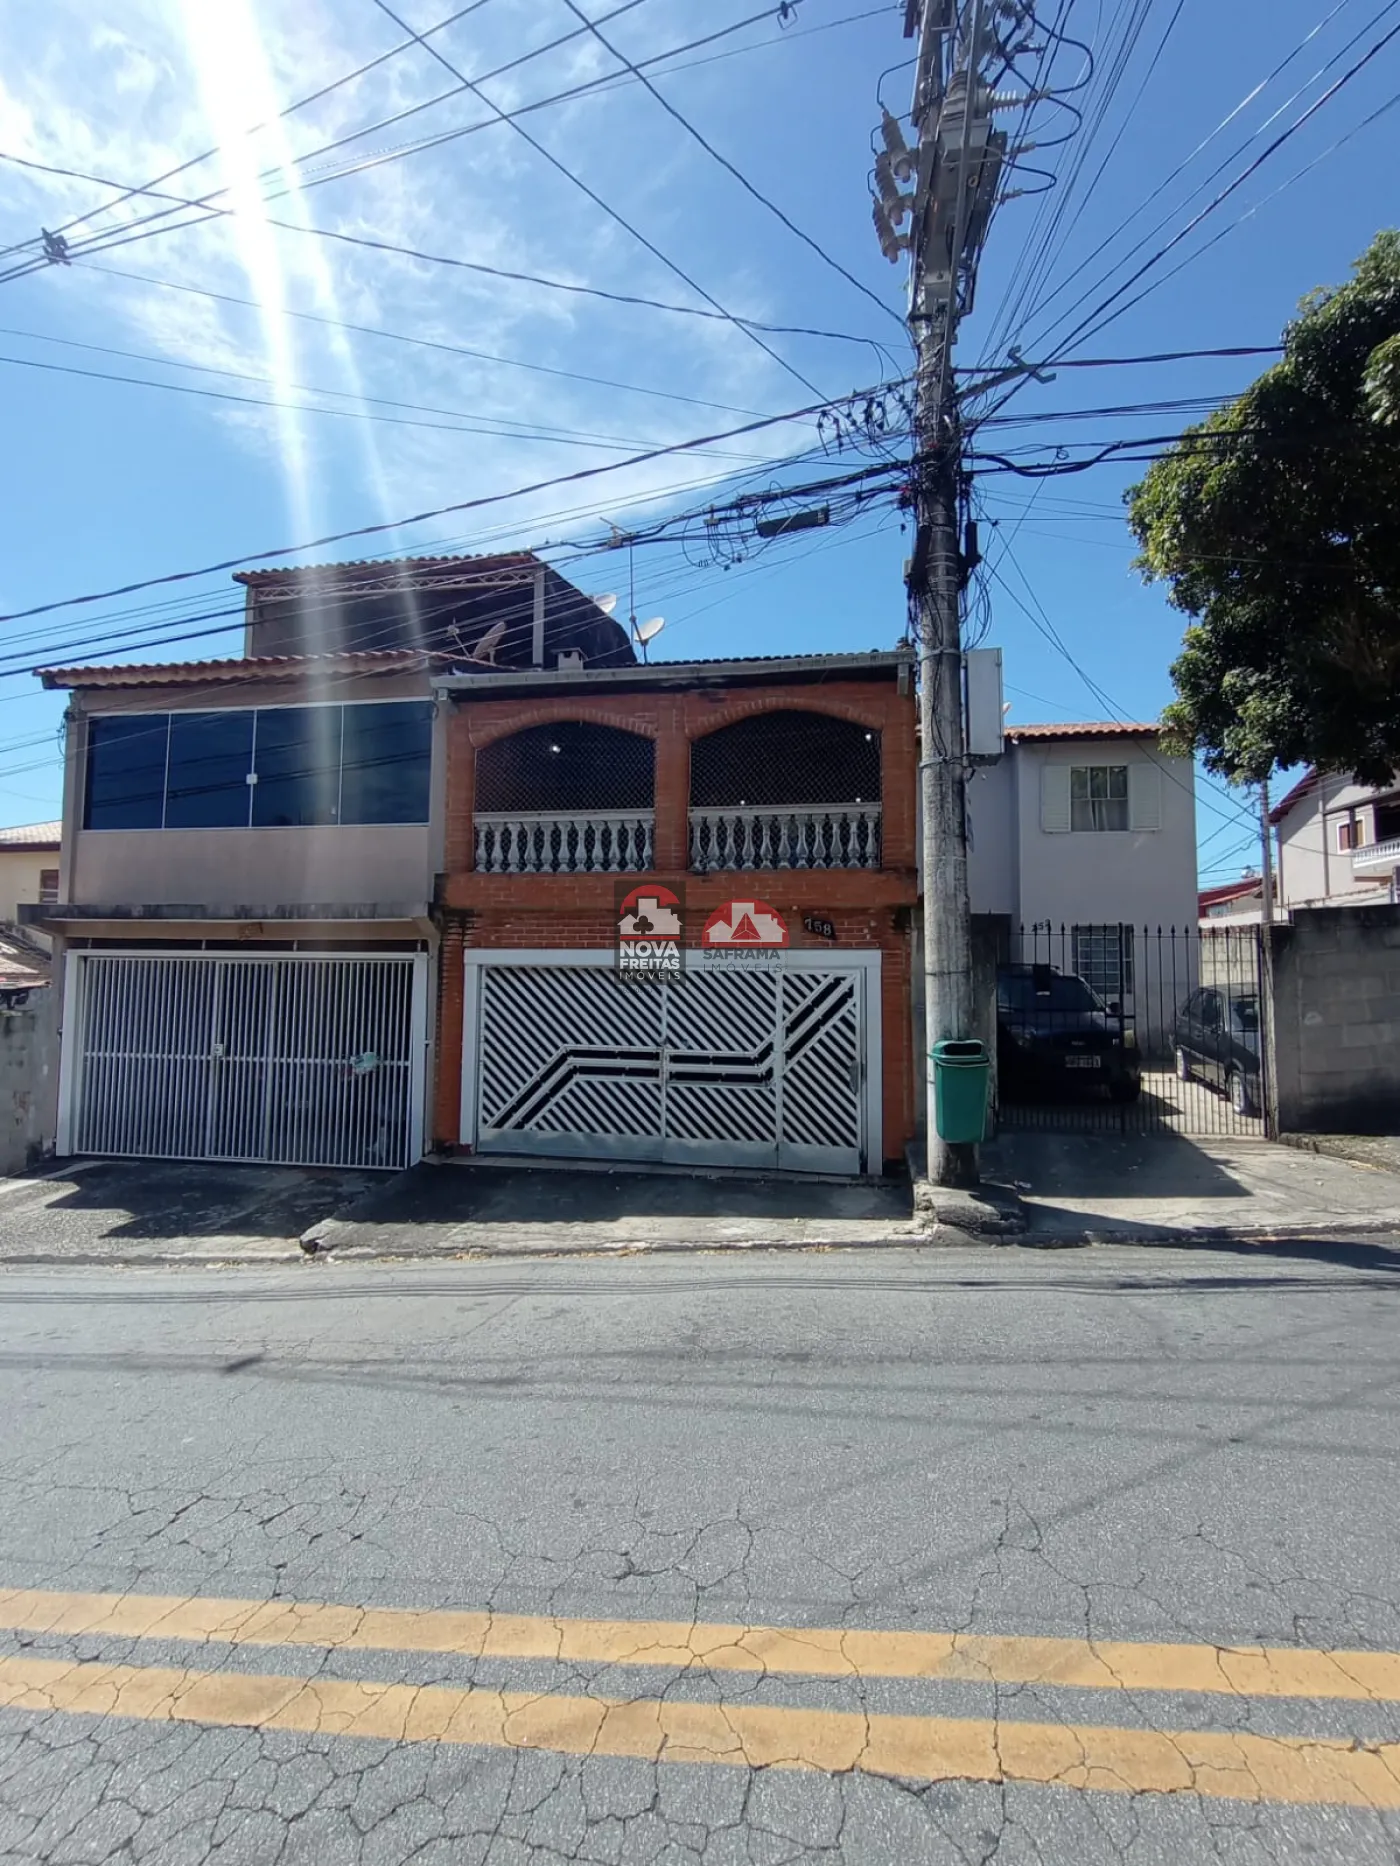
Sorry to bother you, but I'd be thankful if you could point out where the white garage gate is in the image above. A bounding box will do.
[463,950,881,1175]
[59,951,429,1169]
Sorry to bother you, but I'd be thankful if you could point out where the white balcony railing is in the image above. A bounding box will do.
[690,804,882,872]
[1352,835,1400,874]
[475,811,653,875]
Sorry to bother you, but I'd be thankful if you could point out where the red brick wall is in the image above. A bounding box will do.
[434,677,917,1168]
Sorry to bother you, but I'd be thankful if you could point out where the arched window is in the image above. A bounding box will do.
[476,721,654,813]
[689,712,882,871]
[475,722,655,873]
[690,711,880,808]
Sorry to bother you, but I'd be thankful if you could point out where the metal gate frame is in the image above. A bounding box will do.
[460,948,883,1175]
[57,950,431,1168]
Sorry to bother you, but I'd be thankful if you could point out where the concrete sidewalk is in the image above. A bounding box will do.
[304,1158,920,1258]
[977,1131,1400,1246]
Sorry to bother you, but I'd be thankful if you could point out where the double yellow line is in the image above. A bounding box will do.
[2,1587,1399,1807]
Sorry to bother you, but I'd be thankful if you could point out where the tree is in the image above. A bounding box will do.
[1127,231,1400,787]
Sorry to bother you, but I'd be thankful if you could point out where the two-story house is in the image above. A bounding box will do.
[432,651,919,1178]
[25,552,632,1171]
[965,722,1199,1001]
[1270,770,1400,909]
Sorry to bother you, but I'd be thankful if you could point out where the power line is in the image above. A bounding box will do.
[76,261,772,419]
[0,380,909,625]
[0,147,882,349]
[0,334,778,460]
[556,0,906,330]
[1016,0,1356,340]
[0,0,504,260]
[1037,8,1400,358]
[362,0,825,400]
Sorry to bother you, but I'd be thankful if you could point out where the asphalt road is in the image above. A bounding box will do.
[3,1243,1400,1863]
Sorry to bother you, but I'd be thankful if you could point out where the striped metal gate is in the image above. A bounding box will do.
[63,953,427,1169]
[473,961,867,1174]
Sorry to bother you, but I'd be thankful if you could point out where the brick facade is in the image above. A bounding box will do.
[434,674,918,1171]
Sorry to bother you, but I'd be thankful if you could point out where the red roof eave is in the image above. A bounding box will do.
[37,648,482,692]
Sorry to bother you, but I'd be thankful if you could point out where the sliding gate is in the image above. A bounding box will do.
[62,952,428,1169]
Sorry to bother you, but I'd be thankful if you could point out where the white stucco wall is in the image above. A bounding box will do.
[1009,740,1199,933]
[1277,776,1393,907]
[0,848,58,922]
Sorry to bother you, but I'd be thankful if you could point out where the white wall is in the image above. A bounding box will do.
[0,848,58,921]
[1010,740,1198,932]
[1277,776,1392,907]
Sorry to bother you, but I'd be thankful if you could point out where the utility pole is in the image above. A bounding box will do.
[1258,779,1275,928]
[1258,777,1279,1135]
[875,0,1013,1184]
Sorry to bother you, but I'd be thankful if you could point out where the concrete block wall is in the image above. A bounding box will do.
[1269,905,1400,1134]
[0,989,57,1174]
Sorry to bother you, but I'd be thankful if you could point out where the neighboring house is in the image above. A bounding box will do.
[434,651,919,1178]
[23,551,630,1172]
[0,821,60,926]
[1270,770,1400,908]
[964,722,1199,1001]
[1198,877,1265,925]
[0,923,51,1000]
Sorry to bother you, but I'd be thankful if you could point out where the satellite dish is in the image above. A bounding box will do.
[634,616,665,644]
[591,593,618,615]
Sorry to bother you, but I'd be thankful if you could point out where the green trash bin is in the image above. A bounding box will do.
[931,1039,990,1144]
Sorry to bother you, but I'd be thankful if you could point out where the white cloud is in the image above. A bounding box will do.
[0,0,837,569]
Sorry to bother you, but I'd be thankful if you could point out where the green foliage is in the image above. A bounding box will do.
[1127,230,1400,786]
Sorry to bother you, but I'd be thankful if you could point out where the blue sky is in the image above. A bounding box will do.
[0,0,1395,883]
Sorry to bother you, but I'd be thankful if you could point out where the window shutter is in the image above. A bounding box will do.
[1129,761,1162,831]
[1041,764,1071,833]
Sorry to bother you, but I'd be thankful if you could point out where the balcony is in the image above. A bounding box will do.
[475,811,654,875]
[1352,835,1400,876]
[689,804,881,872]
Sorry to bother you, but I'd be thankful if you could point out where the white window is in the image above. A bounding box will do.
[1073,924,1134,1002]
[1042,760,1162,833]
[1070,765,1129,832]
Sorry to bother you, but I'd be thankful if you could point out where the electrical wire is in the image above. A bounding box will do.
[1033,8,1400,360]
[74,261,773,419]
[556,0,906,330]
[0,379,912,626]
[0,335,781,461]
[364,0,827,400]
[0,0,505,261]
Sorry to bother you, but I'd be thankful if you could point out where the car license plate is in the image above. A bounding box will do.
[1065,1054,1101,1069]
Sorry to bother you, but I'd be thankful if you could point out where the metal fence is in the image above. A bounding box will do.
[994,923,1268,1138]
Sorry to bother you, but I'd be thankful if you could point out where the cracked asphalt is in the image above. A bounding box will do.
[2,1243,1400,1862]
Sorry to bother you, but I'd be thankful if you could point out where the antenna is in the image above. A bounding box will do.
[631,616,665,662]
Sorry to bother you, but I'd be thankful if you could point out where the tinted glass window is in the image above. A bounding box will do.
[998,971,1102,1013]
[84,715,168,830]
[340,702,432,824]
[165,711,254,829]
[252,707,341,827]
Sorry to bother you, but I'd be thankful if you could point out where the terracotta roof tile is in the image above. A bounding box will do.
[1004,721,1161,741]
[0,821,60,848]
[1268,768,1319,824]
[38,648,478,691]
[233,551,536,585]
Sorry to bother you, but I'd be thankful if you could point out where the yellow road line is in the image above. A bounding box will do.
[1,1652,1397,1808]
[1,1586,1398,1703]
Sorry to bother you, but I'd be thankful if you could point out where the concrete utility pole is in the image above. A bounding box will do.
[876,0,1014,1184]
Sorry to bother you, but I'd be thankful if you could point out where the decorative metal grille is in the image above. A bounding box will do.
[690,712,881,808]
[72,954,420,1168]
[476,722,654,813]
[476,963,864,1173]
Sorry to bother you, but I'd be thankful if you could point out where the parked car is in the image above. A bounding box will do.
[1172,988,1261,1115]
[996,964,1142,1103]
